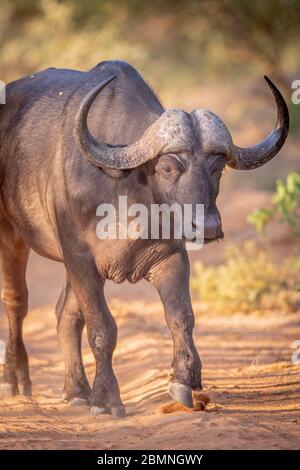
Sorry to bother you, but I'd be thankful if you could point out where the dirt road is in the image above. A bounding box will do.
[0,189,299,449]
[0,298,299,450]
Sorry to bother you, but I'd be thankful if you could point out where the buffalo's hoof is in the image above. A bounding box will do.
[110,406,126,418]
[90,405,126,417]
[90,406,108,416]
[168,382,193,409]
[68,397,89,407]
[0,383,16,398]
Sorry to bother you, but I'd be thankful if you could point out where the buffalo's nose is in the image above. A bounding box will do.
[204,214,223,240]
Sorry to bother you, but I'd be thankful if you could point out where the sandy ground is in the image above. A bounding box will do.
[0,301,299,450]
[0,189,299,450]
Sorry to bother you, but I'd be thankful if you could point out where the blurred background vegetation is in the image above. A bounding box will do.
[0,0,299,313]
[1,0,300,89]
[0,0,299,188]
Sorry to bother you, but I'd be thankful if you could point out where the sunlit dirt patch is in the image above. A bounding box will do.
[0,300,300,449]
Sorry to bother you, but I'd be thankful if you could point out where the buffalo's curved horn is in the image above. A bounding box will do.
[228,76,289,170]
[75,75,169,169]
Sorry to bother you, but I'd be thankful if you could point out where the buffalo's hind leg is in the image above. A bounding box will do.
[56,277,91,406]
[0,221,31,397]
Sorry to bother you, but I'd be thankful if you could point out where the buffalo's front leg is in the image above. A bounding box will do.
[152,251,202,408]
[64,252,125,417]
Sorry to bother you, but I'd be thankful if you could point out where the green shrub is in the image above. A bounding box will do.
[247,172,300,236]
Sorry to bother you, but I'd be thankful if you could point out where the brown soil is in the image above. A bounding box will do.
[0,189,299,449]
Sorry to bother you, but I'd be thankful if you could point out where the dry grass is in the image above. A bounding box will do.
[191,241,300,314]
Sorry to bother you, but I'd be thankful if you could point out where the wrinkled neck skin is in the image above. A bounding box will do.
[56,155,185,285]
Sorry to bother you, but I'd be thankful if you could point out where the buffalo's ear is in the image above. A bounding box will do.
[101,168,131,178]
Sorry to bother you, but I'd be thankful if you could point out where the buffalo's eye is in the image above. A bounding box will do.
[162,165,173,176]
[156,155,185,179]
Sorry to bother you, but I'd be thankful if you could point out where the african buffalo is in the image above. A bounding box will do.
[0,60,289,416]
